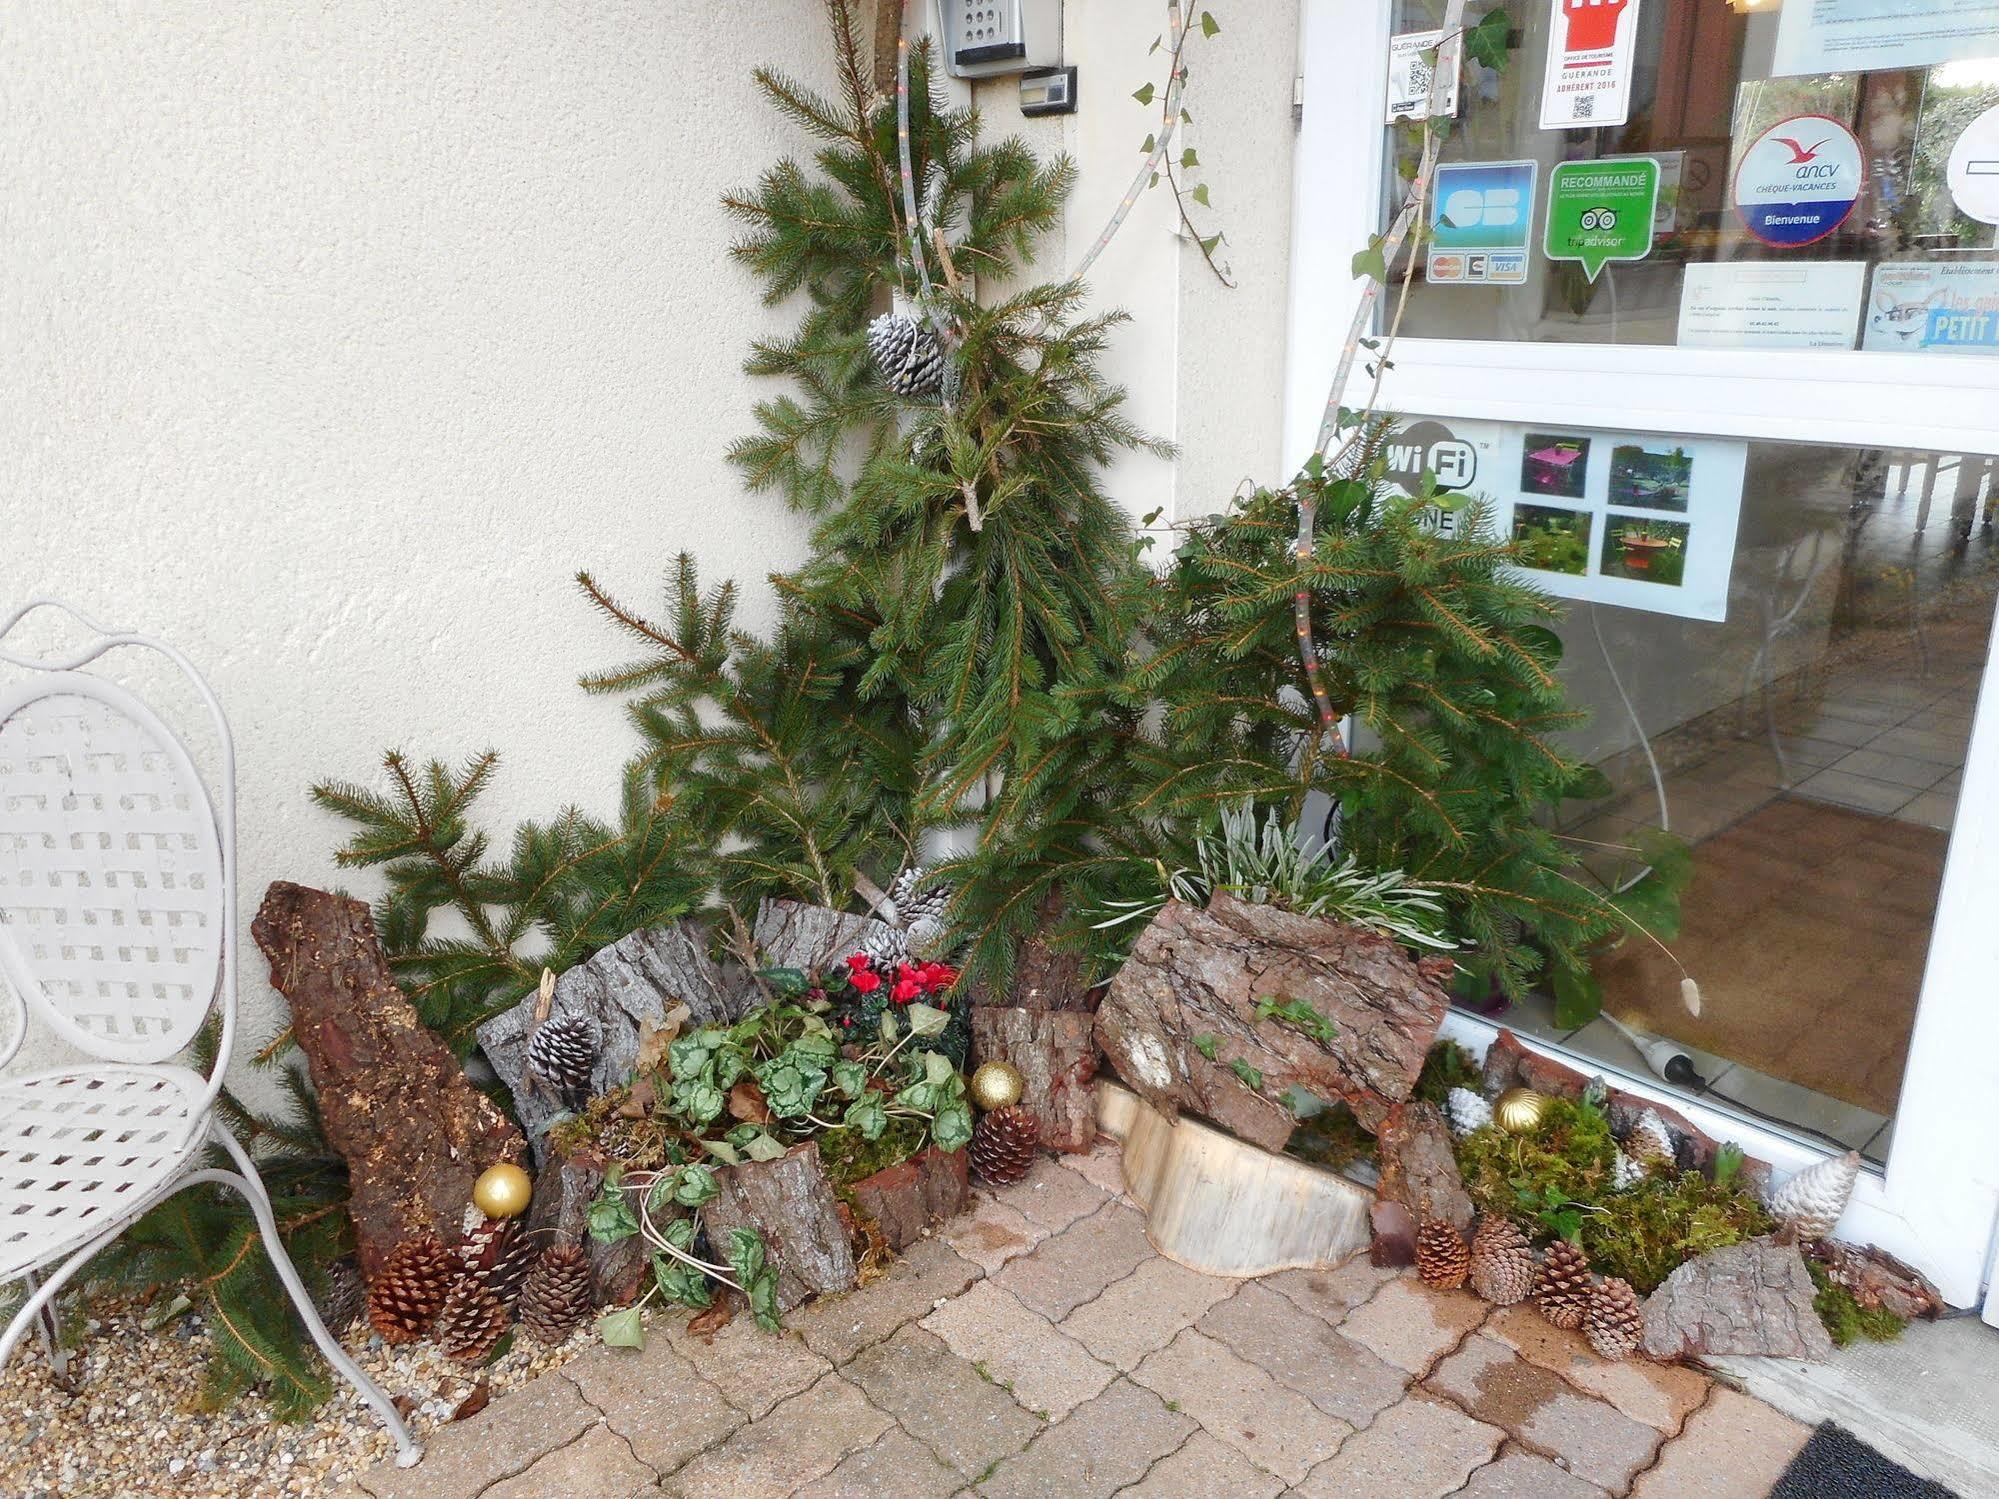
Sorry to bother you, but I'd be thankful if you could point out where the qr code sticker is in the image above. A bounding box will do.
[1572,94,1595,120]
[1407,57,1434,101]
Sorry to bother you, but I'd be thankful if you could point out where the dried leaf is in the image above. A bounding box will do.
[533,967,556,1024]
[728,1079,774,1125]
[687,1293,739,1343]
[450,1380,492,1422]
[635,1007,688,1076]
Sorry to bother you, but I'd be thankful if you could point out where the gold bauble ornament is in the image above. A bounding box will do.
[969,1061,1025,1112]
[473,1163,533,1219]
[1494,1087,1551,1134]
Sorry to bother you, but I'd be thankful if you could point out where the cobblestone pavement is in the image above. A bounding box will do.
[346,1142,1814,1499]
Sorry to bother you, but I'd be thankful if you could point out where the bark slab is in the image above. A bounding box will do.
[970,1005,1099,1153]
[1375,1101,1474,1232]
[847,1143,970,1253]
[705,1140,858,1313]
[1640,1238,1834,1361]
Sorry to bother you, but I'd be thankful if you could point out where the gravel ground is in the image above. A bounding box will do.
[0,1299,591,1498]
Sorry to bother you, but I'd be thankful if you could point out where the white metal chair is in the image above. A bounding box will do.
[0,599,420,1467]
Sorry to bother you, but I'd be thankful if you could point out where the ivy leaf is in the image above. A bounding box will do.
[596,1305,646,1349]
[1181,148,1200,169]
[1199,233,1222,255]
[1200,10,1220,37]
[906,1003,950,1038]
[877,1008,898,1045]
[1465,9,1513,70]
[932,1100,974,1152]
[1351,238,1388,283]
[1191,1033,1220,1062]
[1191,183,1211,207]
[1227,1058,1265,1092]
[697,1135,741,1165]
[1133,82,1157,105]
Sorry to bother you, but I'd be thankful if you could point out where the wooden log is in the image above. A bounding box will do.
[1093,895,1452,1153]
[478,921,754,1165]
[847,1144,970,1254]
[970,1005,1099,1153]
[1097,1082,1370,1276]
[522,1139,649,1307]
[989,890,1094,1012]
[251,881,524,1280]
[706,1140,859,1312]
[1375,1101,1474,1232]
[1802,1241,1944,1322]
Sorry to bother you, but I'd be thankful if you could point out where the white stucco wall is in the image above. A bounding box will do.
[0,3,1304,1095]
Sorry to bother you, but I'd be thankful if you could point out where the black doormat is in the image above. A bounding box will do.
[1769,1422,1959,1498]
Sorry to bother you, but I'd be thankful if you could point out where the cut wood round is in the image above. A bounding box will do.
[1096,1082,1371,1278]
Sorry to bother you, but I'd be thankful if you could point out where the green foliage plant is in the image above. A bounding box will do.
[1808,1263,1908,1346]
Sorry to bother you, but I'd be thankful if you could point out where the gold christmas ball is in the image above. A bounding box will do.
[1494,1087,1550,1134]
[472,1162,533,1219]
[970,1061,1025,1112]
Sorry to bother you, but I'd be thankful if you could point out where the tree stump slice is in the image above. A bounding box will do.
[251,882,524,1280]
[1093,896,1451,1153]
[1640,1238,1833,1361]
[523,1140,648,1307]
[1375,1101,1474,1232]
[479,921,753,1164]
[706,1140,858,1312]
[847,1144,970,1253]
[1097,1082,1370,1277]
[970,1005,1098,1153]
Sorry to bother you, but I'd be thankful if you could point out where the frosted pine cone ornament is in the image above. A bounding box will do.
[1446,1087,1493,1137]
[867,313,946,397]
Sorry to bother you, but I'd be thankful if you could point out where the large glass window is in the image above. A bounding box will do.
[1385,1,1999,351]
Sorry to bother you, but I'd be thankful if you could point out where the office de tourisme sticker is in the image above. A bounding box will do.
[1733,114,1864,248]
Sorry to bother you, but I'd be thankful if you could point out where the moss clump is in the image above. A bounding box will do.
[1808,1262,1908,1346]
[817,1115,929,1193]
[1413,1039,1484,1108]
[1285,1102,1378,1173]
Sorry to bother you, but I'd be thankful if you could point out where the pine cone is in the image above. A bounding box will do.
[1534,1240,1594,1330]
[528,1013,597,1111]
[969,1105,1039,1186]
[858,924,912,972]
[1468,1216,1535,1306]
[433,1278,510,1365]
[311,1257,367,1335]
[1415,1219,1470,1290]
[459,1215,538,1309]
[887,867,955,957]
[367,1236,456,1345]
[866,313,946,397]
[1445,1087,1493,1138]
[1768,1151,1861,1243]
[1623,1109,1675,1167]
[1584,1277,1645,1360]
[1612,1151,1649,1191]
[519,1245,595,1345]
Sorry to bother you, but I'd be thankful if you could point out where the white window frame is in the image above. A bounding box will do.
[1284,0,1999,1312]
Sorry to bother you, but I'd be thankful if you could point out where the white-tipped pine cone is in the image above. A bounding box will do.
[866,313,946,397]
[1446,1087,1494,1137]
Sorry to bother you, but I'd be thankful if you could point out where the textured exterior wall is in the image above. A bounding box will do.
[0,3,1303,1091]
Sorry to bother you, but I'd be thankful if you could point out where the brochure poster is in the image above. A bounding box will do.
[1863,262,1999,354]
[1387,29,1462,122]
[1677,262,1868,349]
[1540,0,1641,130]
[1732,115,1865,248]
[1543,158,1660,281]
[1773,0,1999,78]
[1384,417,1747,622]
[1428,160,1537,285]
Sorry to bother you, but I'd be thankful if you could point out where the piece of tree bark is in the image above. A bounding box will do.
[847,1144,970,1254]
[988,890,1094,1012]
[1370,1200,1418,1268]
[705,1140,858,1312]
[478,921,753,1165]
[252,882,524,1281]
[752,898,901,976]
[1375,1101,1474,1232]
[1093,896,1452,1153]
[970,1005,1099,1152]
[522,1138,648,1307]
[1640,1238,1833,1361]
[1802,1240,1944,1322]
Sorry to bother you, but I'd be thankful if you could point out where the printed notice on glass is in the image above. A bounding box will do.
[1773,0,1999,78]
[1387,29,1462,121]
[1863,263,1999,355]
[1678,262,1867,349]
[1540,0,1642,130]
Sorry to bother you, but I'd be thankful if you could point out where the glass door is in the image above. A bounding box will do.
[1287,0,1999,1308]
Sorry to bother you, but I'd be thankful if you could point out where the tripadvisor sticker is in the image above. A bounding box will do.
[1544,157,1660,282]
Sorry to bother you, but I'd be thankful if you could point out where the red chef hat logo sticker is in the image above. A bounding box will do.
[1540,0,1640,130]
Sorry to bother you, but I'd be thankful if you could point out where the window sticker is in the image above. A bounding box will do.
[1543,158,1660,281]
[1772,0,1999,79]
[1863,263,1999,354]
[1947,103,1999,226]
[1677,262,1868,350]
[1732,114,1865,248]
[1387,29,1462,122]
[1427,159,1537,285]
[1539,0,1641,131]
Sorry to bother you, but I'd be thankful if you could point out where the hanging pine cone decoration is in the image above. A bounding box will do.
[1584,1277,1645,1361]
[519,1244,595,1345]
[1534,1240,1594,1330]
[969,1104,1039,1186]
[528,1012,598,1111]
[367,1236,456,1345]
[1468,1216,1535,1305]
[433,1278,511,1366]
[887,865,955,957]
[1415,1219,1471,1290]
[866,312,946,397]
[459,1215,537,1309]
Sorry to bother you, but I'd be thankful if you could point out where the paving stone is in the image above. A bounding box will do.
[1196,1280,1408,1424]
[792,1236,982,1364]
[1058,1254,1236,1371]
[363,1367,601,1499]
[999,1157,1111,1232]
[662,1373,894,1499]
[1337,1277,1486,1375]
[1425,1334,1662,1493]
[992,1201,1155,1320]
[1631,1389,1814,1499]
[1457,1448,1611,1498]
[563,1334,744,1476]
[921,1278,1114,1418]
[483,1422,657,1499]
[976,1378,1196,1499]
[847,1324,1041,1478]
[1292,1394,1502,1497]
[1129,1327,1351,1485]
[792,1426,963,1499]
[659,1311,832,1417]
[1483,1304,1710,1433]
[941,1191,1047,1274]
[1115,1429,1285,1497]
[1258,1254,1400,1324]
[1054,1139,1128,1198]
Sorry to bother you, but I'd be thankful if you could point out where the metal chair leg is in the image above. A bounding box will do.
[196,1137,424,1468]
[18,1270,71,1385]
